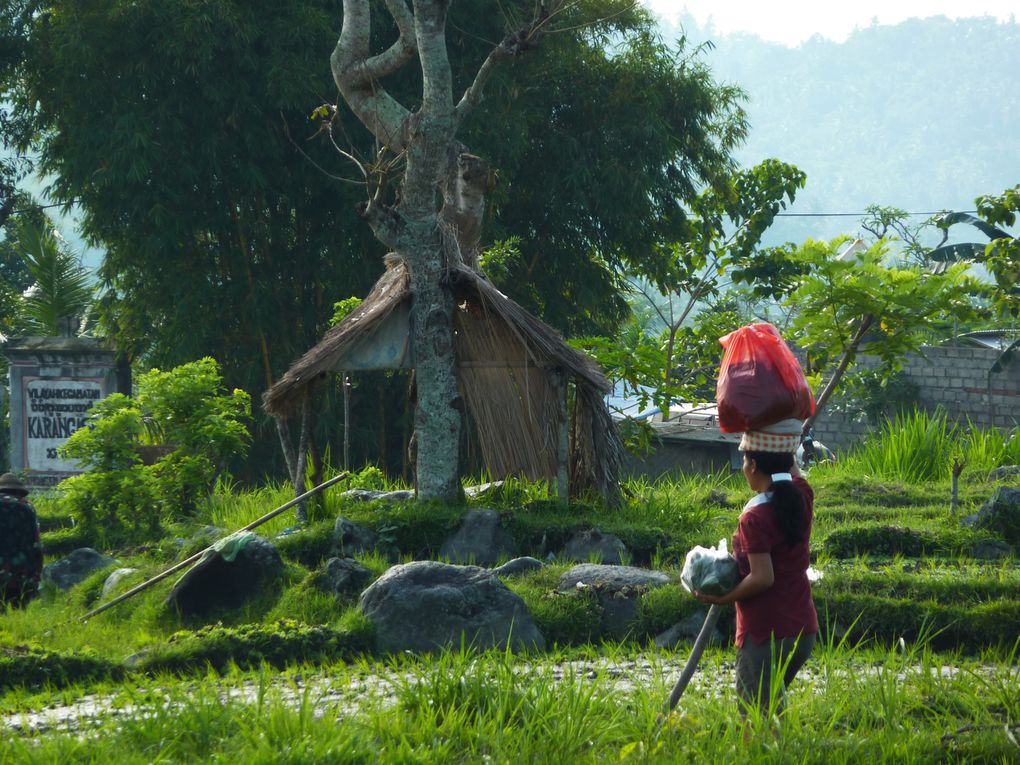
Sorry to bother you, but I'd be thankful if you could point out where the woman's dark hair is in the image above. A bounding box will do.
[742,450,806,544]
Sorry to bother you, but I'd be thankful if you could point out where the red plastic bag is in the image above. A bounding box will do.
[716,323,815,433]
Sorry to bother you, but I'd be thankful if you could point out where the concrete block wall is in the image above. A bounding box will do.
[810,345,1020,453]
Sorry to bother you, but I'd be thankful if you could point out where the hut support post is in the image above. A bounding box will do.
[556,370,569,502]
[274,396,313,523]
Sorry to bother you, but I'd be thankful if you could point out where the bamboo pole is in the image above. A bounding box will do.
[665,604,722,712]
[80,472,350,621]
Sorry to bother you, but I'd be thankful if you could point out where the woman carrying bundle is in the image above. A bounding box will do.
[693,425,818,719]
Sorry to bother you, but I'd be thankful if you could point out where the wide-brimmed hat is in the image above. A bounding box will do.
[0,473,29,497]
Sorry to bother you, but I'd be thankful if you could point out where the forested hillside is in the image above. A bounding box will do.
[658,13,1020,246]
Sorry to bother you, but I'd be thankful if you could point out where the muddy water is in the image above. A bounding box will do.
[0,653,987,736]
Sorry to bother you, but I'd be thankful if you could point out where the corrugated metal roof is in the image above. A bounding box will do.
[953,330,1020,351]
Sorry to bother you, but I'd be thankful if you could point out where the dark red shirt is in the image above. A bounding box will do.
[732,476,818,647]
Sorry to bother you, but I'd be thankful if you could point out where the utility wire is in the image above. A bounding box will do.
[777,210,978,218]
[8,200,80,216]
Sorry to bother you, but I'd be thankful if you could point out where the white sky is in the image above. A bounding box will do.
[644,0,1020,45]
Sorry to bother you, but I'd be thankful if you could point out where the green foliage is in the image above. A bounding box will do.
[785,236,986,423]
[56,358,251,541]
[844,409,958,483]
[578,160,804,430]
[0,644,118,692]
[330,297,363,328]
[14,0,752,481]
[17,224,94,335]
[931,184,1020,316]
[789,237,984,373]
[136,618,373,675]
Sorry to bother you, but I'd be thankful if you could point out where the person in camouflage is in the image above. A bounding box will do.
[0,473,43,608]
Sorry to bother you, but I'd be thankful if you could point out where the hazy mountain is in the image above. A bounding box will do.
[658,13,1020,247]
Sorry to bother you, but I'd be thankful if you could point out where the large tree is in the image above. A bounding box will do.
[0,1,35,230]
[328,0,745,499]
[18,0,745,485]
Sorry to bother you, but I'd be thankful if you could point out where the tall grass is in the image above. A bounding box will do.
[839,409,1020,483]
[3,640,1018,763]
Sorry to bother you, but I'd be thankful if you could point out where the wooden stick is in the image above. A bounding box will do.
[80,472,351,621]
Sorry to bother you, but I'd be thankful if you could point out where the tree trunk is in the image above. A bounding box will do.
[802,314,875,439]
[330,0,546,502]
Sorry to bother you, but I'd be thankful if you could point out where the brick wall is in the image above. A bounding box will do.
[811,345,1020,452]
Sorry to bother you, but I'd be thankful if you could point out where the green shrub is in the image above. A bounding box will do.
[0,644,119,692]
[56,358,251,543]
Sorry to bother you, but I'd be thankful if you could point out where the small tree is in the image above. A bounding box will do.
[18,224,94,336]
[574,160,803,439]
[785,237,985,437]
[58,358,251,541]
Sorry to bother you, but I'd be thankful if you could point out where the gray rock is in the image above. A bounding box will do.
[963,487,1020,545]
[989,465,1020,481]
[333,517,378,557]
[654,611,722,649]
[123,649,153,669]
[316,557,373,598]
[100,567,139,598]
[342,489,388,502]
[191,526,226,544]
[464,481,505,499]
[556,564,671,638]
[42,548,117,591]
[491,557,544,578]
[359,561,545,654]
[166,535,284,618]
[555,564,671,593]
[439,509,517,566]
[559,528,629,565]
[342,488,415,503]
[969,539,1014,560]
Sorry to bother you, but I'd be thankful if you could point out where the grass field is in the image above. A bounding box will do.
[1,414,1018,762]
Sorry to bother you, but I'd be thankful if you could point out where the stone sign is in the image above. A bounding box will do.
[24,378,104,473]
[3,336,124,490]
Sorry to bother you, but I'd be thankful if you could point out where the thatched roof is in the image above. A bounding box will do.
[263,257,621,498]
[264,258,608,413]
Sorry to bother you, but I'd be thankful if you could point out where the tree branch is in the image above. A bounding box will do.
[358,0,418,83]
[331,0,414,150]
[413,0,454,117]
[356,199,405,250]
[455,11,549,125]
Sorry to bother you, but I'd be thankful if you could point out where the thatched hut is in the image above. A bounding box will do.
[263,257,622,501]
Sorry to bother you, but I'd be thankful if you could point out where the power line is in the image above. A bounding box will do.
[776,210,977,218]
[8,200,81,216]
